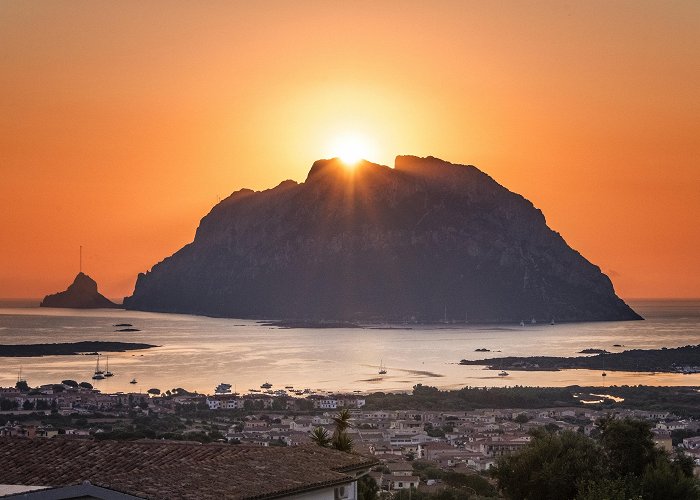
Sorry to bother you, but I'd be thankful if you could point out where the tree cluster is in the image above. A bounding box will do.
[493,418,700,500]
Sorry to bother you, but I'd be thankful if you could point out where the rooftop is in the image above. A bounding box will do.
[0,438,376,499]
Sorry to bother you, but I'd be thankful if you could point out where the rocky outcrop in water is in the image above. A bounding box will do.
[124,155,641,323]
[41,272,120,309]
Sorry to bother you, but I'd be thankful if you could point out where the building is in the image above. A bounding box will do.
[0,438,377,499]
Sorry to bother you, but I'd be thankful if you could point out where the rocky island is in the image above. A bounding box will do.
[460,344,700,373]
[41,272,120,309]
[0,341,158,357]
[125,155,641,323]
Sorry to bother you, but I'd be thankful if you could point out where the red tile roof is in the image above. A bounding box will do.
[0,438,376,499]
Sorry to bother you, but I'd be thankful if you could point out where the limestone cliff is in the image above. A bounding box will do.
[124,156,641,323]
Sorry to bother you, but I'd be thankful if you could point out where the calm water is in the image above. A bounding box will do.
[0,300,698,395]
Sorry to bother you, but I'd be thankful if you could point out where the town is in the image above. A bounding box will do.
[1,379,699,498]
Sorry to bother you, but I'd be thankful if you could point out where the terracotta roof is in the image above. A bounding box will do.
[0,438,376,499]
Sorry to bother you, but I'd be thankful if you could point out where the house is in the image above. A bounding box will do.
[386,462,413,476]
[391,476,420,490]
[0,438,377,499]
[682,436,700,450]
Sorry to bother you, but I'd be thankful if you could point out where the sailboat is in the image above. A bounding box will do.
[92,355,105,380]
[378,360,387,375]
[104,355,113,377]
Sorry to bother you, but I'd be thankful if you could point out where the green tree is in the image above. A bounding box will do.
[640,455,700,500]
[599,418,660,478]
[674,450,697,479]
[357,475,378,500]
[493,430,604,500]
[514,413,529,424]
[310,426,331,447]
[331,409,354,452]
[15,380,29,392]
[310,409,354,452]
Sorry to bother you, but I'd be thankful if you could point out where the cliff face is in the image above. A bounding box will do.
[41,272,120,309]
[124,156,641,323]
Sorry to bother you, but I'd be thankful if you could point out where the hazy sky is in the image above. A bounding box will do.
[1,1,699,299]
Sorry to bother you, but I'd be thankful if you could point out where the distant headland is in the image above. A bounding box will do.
[41,272,121,309]
[124,155,641,323]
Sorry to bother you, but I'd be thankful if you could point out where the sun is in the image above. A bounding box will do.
[329,133,374,166]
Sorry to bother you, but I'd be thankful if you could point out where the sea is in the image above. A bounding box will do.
[0,300,698,395]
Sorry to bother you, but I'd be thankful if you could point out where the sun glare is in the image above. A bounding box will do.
[330,133,373,166]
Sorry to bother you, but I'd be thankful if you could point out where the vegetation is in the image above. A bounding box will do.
[364,384,700,417]
[412,460,498,497]
[357,475,378,500]
[493,419,700,500]
[310,408,354,452]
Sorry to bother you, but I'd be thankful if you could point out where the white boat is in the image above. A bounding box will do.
[378,360,387,375]
[130,378,137,384]
[520,320,525,327]
[104,355,113,377]
[498,371,509,376]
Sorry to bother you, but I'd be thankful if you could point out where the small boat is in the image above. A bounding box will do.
[519,320,525,327]
[378,360,387,375]
[261,382,272,389]
[285,385,294,389]
[94,355,104,376]
[104,355,113,377]
[92,356,105,379]
[130,378,137,384]
[602,372,607,377]
[498,371,509,376]
[550,318,555,325]
[215,383,232,394]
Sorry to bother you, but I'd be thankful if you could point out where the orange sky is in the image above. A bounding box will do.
[1,1,699,300]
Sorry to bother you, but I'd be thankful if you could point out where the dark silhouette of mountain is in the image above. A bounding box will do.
[41,272,120,309]
[124,156,641,323]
